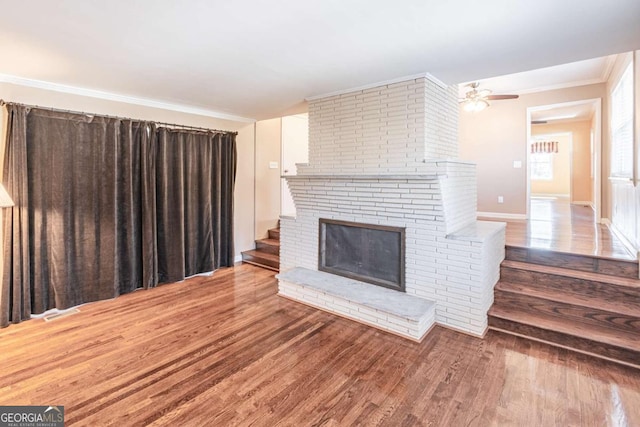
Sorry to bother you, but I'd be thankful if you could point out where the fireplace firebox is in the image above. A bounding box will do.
[318,219,405,292]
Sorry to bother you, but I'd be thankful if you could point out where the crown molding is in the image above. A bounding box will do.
[0,73,255,123]
[514,77,607,96]
[600,55,617,82]
[305,72,449,101]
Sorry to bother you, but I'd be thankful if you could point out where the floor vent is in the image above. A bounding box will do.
[44,308,80,322]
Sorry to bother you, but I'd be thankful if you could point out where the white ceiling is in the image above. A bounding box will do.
[0,0,639,120]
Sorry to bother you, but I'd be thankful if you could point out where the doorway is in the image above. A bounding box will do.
[526,98,602,222]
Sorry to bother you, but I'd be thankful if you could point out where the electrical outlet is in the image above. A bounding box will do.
[498,196,504,204]
[269,161,279,169]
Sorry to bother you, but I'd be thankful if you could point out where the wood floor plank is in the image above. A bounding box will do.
[2,263,640,426]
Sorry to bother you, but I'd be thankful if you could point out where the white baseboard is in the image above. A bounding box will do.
[531,194,569,198]
[234,255,243,263]
[477,211,527,220]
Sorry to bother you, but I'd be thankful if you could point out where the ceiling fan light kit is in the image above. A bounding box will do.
[459,82,519,112]
[463,98,489,112]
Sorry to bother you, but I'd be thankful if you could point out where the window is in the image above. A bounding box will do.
[531,152,553,180]
[610,63,633,177]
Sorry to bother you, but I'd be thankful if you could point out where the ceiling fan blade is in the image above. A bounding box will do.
[486,94,519,100]
[531,120,547,125]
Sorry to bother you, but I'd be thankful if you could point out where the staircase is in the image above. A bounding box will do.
[241,225,280,271]
[489,245,640,368]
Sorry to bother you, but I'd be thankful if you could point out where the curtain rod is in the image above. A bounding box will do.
[0,99,238,135]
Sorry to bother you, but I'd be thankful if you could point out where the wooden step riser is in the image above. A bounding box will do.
[241,253,279,270]
[505,246,638,279]
[494,291,640,335]
[488,316,640,368]
[500,267,640,303]
[268,229,280,240]
[256,241,280,255]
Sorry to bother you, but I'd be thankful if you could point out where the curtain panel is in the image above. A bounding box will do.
[0,104,236,327]
[156,128,236,283]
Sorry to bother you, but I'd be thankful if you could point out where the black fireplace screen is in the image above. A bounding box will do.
[318,219,405,291]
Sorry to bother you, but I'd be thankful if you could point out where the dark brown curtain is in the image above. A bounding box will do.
[156,128,236,283]
[1,105,235,327]
[1,104,30,326]
[1,106,156,326]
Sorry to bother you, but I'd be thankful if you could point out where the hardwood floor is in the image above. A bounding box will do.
[482,197,636,260]
[1,263,640,426]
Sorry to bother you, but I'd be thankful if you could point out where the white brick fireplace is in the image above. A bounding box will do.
[276,76,505,340]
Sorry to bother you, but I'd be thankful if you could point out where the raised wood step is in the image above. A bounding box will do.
[489,306,640,368]
[241,250,279,271]
[494,284,640,334]
[256,238,280,255]
[496,280,639,320]
[500,260,640,310]
[268,228,280,240]
[505,245,638,279]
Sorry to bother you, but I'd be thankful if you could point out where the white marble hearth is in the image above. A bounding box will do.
[277,267,436,341]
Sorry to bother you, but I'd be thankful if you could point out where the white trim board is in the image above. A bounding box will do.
[0,73,255,123]
[477,212,527,220]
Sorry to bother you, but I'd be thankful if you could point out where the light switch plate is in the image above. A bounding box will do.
[269,161,279,169]
[513,160,522,168]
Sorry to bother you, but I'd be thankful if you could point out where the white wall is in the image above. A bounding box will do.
[0,82,256,268]
[254,118,282,239]
[281,114,309,216]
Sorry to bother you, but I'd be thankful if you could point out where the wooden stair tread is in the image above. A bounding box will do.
[489,305,640,352]
[495,281,640,318]
[506,244,638,263]
[502,259,640,289]
[241,249,279,271]
[256,238,280,246]
[242,250,279,262]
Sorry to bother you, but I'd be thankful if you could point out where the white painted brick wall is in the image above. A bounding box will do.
[280,173,505,337]
[301,77,458,176]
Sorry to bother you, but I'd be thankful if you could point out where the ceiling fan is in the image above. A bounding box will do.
[459,82,519,112]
